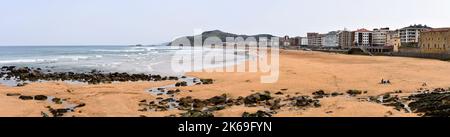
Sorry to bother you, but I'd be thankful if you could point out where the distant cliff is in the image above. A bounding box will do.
[167,30,279,46]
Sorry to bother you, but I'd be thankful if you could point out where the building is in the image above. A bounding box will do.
[307,33,322,48]
[372,27,390,46]
[281,35,290,47]
[338,30,354,49]
[419,28,450,54]
[354,28,373,47]
[386,31,401,52]
[321,31,339,48]
[300,37,308,46]
[399,24,432,47]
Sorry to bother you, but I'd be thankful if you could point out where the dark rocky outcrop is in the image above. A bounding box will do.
[206,94,227,106]
[167,89,181,95]
[200,79,214,85]
[346,90,363,96]
[47,107,70,117]
[52,98,63,104]
[1,66,181,85]
[312,90,330,99]
[291,96,321,108]
[18,95,33,100]
[408,92,450,117]
[180,110,214,117]
[34,95,48,101]
[242,110,272,117]
[6,93,21,96]
[244,91,272,106]
[175,81,188,87]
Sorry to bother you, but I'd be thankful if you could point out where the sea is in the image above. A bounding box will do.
[0,45,248,76]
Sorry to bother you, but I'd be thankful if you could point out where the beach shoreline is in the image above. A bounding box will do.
[1,50,450,117]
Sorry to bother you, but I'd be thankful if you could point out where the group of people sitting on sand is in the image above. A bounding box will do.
[380,79,391,84]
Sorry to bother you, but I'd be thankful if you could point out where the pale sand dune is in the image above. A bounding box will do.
[1,50,450,117]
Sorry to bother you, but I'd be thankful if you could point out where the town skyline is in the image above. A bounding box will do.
[1,0,450,45]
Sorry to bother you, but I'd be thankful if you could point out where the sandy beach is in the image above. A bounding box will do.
[2,50,450,117]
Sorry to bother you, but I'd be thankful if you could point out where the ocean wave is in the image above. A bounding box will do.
[92,49,147,53]
[0,59,58,64]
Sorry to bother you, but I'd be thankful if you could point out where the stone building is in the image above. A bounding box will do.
[419,28,450,54]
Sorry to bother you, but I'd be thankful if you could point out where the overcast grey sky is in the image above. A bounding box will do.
[0,0,449,45]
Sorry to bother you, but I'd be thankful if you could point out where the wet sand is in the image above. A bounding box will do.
[1,50,450,117]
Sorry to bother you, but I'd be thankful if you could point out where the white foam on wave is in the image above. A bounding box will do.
[0,58,58,64]
[92,49,147,53]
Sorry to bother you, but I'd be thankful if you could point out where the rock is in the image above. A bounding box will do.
[312,90,329,98]
[16,83,28,87]
[207,94,227,106]
[268,98,282,110]
[331,92,344,97]
[6,93,21,96]
[175,81,188,87]
[408,91,450,117]
[178,96,194,110]
[291,96,321,108]
[34,95,48,101]
[180,110,214,117]
[192,99,207,110]
[75,103,86,108]
[242,111,272,117]
[168,76,179,80]
[18,95,33,100]
[52,98,63,104]
[244,91,272,105]
[1,66,182,85]
[275,92,284,95]
[200,79,214,84]
[41,111,49,117]
[47,107,69,117]
[346,90,363,96]
[207,105,226,111]
[167,89,181,94]
[234,96,244,105]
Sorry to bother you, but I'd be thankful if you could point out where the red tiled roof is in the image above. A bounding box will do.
[355,28,371,32]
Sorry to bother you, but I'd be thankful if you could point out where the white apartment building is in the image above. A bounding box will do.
[300,37,308,46]
[321,31,339,48]
[354,28,372,47]
[398,24,431,44]
[372,28,390,46]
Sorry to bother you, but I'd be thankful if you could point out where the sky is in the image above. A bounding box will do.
[0,0,449,45]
